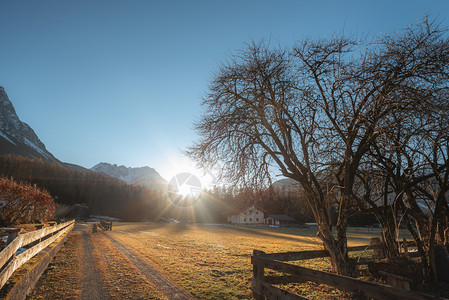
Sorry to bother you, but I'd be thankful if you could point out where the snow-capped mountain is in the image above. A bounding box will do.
[272,178,301,195]
[91,162,167,189]
[272,178,301,189]
[0,86,60,163]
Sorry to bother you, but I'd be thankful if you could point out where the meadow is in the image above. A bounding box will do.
[107,223,397,299]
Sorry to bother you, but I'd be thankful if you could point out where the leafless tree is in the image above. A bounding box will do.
[189,18,449,276]
[373,113,449,282]
[358,20,449,281]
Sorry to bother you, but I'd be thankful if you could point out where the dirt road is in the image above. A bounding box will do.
[28,223,192,299]
[80,228,108,299]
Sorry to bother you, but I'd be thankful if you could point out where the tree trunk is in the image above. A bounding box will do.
[404,214,434,282]
[381,216,400,258]
[317,221,353,276]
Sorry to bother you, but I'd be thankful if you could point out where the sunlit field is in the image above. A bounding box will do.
[106,223,399,299]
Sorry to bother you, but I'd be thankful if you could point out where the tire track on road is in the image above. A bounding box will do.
[79,227,109,300]
[101,231,193,300]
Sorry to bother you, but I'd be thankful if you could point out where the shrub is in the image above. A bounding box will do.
[0,176,55,226]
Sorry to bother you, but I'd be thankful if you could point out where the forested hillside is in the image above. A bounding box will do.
[0,154,165,220]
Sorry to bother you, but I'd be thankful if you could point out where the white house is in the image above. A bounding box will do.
[227,205,266,225]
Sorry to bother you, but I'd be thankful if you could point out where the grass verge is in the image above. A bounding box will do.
[27,230,83,299]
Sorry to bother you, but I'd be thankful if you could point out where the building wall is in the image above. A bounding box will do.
[230,206,265,224]
[264,218,280,226]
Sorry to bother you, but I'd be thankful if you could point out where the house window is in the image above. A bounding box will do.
[249,209,253,214]
[243,218,246,221]
[250,218,252,221]
[256,218,259,221]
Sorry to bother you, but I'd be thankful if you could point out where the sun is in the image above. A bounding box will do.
[159,155,214,189]
[178,182,193,197]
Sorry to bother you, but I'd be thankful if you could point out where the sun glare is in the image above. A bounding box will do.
[178,183,192,197]
[159,155,214,189]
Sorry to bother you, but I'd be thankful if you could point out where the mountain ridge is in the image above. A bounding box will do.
[90,162,167,189]
[0,86,60,163]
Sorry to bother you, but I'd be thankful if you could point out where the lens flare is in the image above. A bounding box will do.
[167,172,202,207]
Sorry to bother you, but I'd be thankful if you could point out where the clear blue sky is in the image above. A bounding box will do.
[0,0,447,181]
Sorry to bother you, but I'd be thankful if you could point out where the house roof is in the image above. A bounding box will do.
[228,205,269,216]
[251,206,269,214]
[268,215,296,221]
[240,205,268,214]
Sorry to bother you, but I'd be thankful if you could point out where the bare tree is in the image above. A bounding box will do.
[189,18,449,276]
[380,115,449,282]
[358,20,449,281]
[189,41,353,274]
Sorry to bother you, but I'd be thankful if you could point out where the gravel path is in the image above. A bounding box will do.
[101,231,193,300]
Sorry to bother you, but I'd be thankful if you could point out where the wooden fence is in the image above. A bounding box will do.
[251,244,446,300]
[0,220,75,291]
[99,220,112,231]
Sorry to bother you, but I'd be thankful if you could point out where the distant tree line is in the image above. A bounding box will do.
[0,154,165,221]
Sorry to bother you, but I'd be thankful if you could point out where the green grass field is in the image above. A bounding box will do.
[107,223,401,299]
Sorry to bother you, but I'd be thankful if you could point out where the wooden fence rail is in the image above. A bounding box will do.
[0,220,75,290]
[99,220,112,231]
[257,244,374,262]
[251,246,446,300]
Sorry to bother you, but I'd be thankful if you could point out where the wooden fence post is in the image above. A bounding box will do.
[402,238,408,256]
[444,228,449,248]
[252,250,266,300]
[5,228,20,246]
[370,237,384,259]
[34,225,45,243]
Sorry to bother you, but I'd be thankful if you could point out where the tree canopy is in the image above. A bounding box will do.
[189,18,449,277]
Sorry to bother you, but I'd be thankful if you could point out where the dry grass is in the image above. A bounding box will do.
[24,223,407,299]
[107,223,382,299]
[28,230,83,299]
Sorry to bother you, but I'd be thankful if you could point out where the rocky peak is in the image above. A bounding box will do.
[0,87,44,147]
[91,162,166,189]
[0,86,58,162]
[0,87,21,133]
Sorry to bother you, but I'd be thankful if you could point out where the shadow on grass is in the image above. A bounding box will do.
[112,221,192,234]
[211,225,323,246]
[112,223,388,249]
